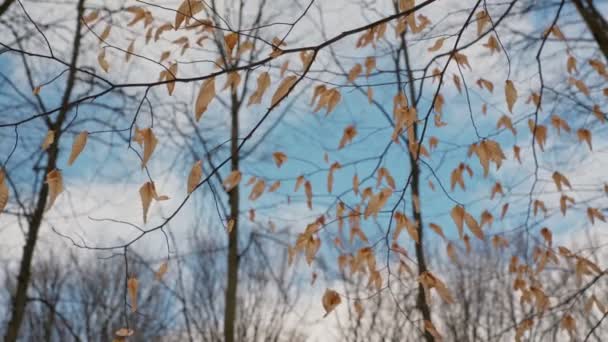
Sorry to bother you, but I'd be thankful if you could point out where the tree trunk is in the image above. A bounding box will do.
[224,93,240,342]
[0,0,15,17]
[3,1,84,340]
[400,27,435,342]
[572,0,608,60]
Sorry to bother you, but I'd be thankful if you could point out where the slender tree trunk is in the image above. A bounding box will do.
[224,93,240,342]
[572,0,608,60]
[0,0,15,17]
[399,21,434,341]
[3,1,84,340]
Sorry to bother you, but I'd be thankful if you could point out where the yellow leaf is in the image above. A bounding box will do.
[272,152,287,168]
[271,75,298,107]
[187,160,203,194]
[195,78,216,121]
[127,277,138,312]
[322,289,341,317]
[223,170,242,192]
[68,131,88,166]
[41,130,55,150]
[45,169,63,211]
[155,261,168,280]
[505,80,518,113]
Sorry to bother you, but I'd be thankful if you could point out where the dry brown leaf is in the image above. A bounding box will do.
[577,128,592,150]
[249,179,266,201]
[322,289,341,317]
[195,78,215,121]
[272,76,298,107]
[127,277,138,312]
[339,125,357,149]
[428,37,445,52]
[566,55,577,74]
[451,205,465,239]
[45,169,63,211]
[97,49,109,72]
[305,181,313,209]
[187,160,203,194]
[476,10,490,36]
[175,0,204,29]
[82,9,99,24]
[364,57,376,77]
[155,261,169,280]
[0,170,9,216]
[41,130,55,150]
[227,218,235,233]
[139,181,169,223]
[272,152,287,168]
[223,170,242,192]
[115,328,135,337]
[247,72,271,106]
[68,131,88,166]
[134,127,158,169]
[347,63,362,83]
[505,80,517,113]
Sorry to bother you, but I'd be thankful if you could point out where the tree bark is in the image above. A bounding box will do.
[224,92,240,342]
[0,0,15,17]
[399,25,434,341]
[3,1,84,340]
[572,0,608,60]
